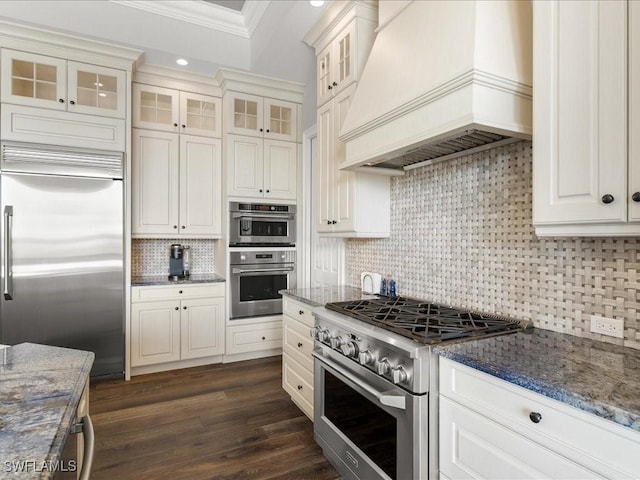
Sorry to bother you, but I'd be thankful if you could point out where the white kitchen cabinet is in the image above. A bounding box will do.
[316,84,390,236]
[132,129,222,238]
[225,92,297,142]
[533,0,640,236]
[1,49,126,118]
[282,296,315,419]
[131,284,225,371]
[227,134,297,201]
[225,320,282,356]
[439,358,640,480]
[315,16,374,107]
[133,83,222,137]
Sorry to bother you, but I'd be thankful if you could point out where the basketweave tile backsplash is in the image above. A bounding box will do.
[132,239,216,276]
[345,141,640,350]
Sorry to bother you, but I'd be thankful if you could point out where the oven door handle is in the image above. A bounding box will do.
[231,212,295,220]
[232,267,294,274]
[315,353,406,411]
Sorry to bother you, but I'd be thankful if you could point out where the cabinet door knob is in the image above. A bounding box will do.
[326,220,331,225]
[266,189,270,193]
[259,189,263,193]
[179,290,183,294]
[183,306,187,310]
[602,194,615,204]
[262,336,266,340]
[174,307,179,310]
[259,128,264,132]
[327,85,332,90]
[58,98,65,103]
[297,342,303,348]
[331,220,337,224]
[181,124,186,128]
[181,225,186,229]
[529,412,542,424]
[332,81,337,87]
[266,129,270,133]
[173,123,178,127]
[632,192,640,202]
[69,100,76,105]
[173,225,178,229]
[297,385,303,390]
[299,310,304,315]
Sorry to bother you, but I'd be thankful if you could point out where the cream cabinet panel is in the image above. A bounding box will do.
[132,129,180,235]
[180,297,224,360]
[1,49,66,110]
[227,134,264,197]
[131,300,181,367]
[440,358,640,479]
[133,84,179,132]
[283,356,314,420]
[315,84,389,236]
[226,92,297,142]
[179,91,222,137]
[630,1,640,222]
[264,139,297,200]
[67,61,126,118]
[533,0,638,234]
[225,321,282,355]
[132,283,224,302]
[179,135,222,236]
[1,50,126,118]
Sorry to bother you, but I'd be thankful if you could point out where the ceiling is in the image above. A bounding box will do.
[203,0,246,12]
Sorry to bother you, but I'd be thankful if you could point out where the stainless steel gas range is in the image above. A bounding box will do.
[312,296,529,480]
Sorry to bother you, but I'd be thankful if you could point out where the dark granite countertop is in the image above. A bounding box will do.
[0,343,94,479]
[132,273,225,286]
[434,329,640,432]
[280,286,377,307]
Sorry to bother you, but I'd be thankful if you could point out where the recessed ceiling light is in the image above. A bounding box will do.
[176,58,189,66]
[310,1,324,6]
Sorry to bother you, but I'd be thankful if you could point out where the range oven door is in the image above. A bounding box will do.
[230,261,295,318]
[229,211,295,246]
[314,350,427,480]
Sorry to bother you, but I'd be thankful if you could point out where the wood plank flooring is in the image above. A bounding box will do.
[89,356,341,480]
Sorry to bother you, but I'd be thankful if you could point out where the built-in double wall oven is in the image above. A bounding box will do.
[229,202,296,319]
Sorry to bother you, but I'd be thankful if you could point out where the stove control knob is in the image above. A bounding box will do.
[330,336,346,350]
[341,341,359,358]
[358,349,374,366]
[376,357,391,375]
[392,365,409,384]
[316,328,330,343]
[309,327,318,339]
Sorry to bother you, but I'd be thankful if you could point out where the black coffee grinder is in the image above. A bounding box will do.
[169,244,187,280]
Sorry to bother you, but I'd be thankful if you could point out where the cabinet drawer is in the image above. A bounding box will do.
[283,297,314,327]
[132,283,224,302]
[226,321,282,355]
[282,355,313,419]
[440,358,640,479]
[283,316,313,370]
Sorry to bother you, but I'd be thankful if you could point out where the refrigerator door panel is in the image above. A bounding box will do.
[0,172,124,377]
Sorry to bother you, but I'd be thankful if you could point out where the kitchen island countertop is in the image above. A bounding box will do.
[281,286,376,307]
[434,329,640,432]
[0,343,94,479]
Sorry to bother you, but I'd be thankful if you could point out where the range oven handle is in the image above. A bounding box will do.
[314,352,406,411]
[232,266,294,275]
[231,212,295,220]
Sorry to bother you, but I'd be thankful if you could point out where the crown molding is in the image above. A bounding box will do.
[242,0,270,37]
[111,0,254,38]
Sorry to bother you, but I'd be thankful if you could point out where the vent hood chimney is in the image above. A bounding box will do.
[339,0,532,172]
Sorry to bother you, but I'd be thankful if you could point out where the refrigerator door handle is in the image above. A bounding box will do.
[3,205,13,300]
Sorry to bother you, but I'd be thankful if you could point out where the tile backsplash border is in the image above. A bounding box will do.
[345,141,640,350]
[132,239,216,277]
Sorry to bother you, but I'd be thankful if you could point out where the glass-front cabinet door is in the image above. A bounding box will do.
[227,92,264,137]
[317,45,333,106]
[179,92,222,137]
[264,98,297,142]
[67,62,126,118]
[1,49,66,110]
[133,84,179,132]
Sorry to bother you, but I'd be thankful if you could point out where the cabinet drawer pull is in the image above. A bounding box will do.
[632,192,640,202]
[297,342,303,348]
[299,310,304,315]
[529,411,542,424]
[179,290,183,294]
[601,194,614,204]
[262,336,266,340]
[297,385,303,390]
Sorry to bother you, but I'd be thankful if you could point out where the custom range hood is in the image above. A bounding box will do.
[339,0,532,173]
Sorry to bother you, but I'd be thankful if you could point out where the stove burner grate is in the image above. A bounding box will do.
[325,296,527,344]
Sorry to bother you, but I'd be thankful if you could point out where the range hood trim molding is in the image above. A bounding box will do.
[339,68,532,143]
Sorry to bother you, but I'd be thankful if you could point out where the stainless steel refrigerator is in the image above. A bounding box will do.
[0,142,124,378]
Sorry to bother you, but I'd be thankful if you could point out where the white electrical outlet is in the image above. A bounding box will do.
[590,315,624,339]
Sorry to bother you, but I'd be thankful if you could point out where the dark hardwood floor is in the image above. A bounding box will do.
[90,356,341,480]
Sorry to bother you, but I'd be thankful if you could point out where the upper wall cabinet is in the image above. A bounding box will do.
[1,49,126,118]
[533,0,640,236]
[133,83,222,137]
[317,19,359,107]
[225,92,297,142]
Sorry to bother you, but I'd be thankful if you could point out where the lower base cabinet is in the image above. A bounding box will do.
[130,283,225,372]
[439,358,640,479]
[281,295,315,420]
[225,320,283,355]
